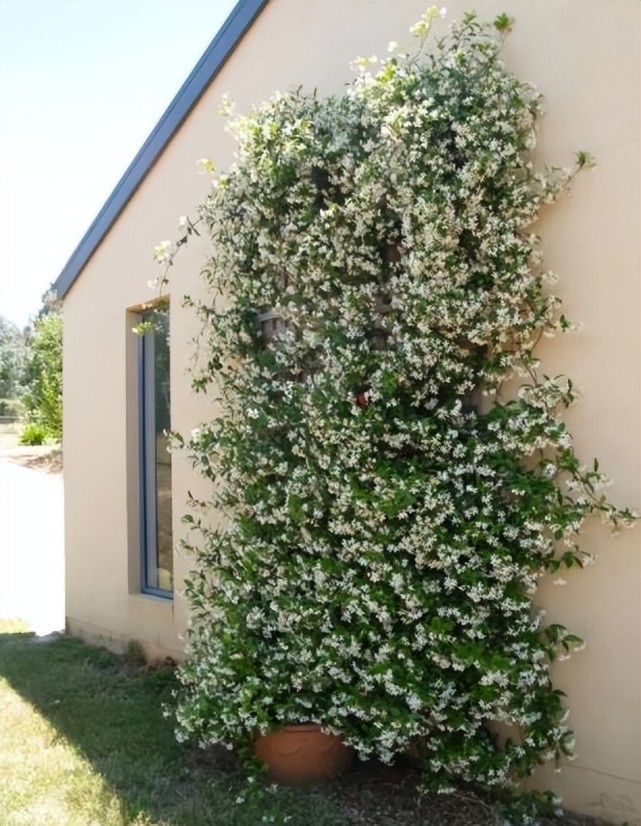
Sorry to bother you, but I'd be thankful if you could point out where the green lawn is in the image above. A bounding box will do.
[0,623,613,826]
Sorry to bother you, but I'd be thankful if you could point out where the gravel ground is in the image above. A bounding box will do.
[2,445,62,474]
[326,759,618,825]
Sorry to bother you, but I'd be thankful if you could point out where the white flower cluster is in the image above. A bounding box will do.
[175,9,635,797]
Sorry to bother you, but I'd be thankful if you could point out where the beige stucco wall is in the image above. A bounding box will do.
[61,1,640,821]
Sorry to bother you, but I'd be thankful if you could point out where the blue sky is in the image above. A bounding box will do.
[0,0,237,328]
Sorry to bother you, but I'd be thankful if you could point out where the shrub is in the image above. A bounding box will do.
[19,423,48,446]
[22,313,62,442]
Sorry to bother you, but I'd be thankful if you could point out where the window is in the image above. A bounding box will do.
[138,308,172,596]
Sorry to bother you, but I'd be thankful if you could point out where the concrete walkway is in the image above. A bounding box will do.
[0,458,64,634]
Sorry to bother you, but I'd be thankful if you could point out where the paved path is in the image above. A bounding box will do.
[0,459,64,634]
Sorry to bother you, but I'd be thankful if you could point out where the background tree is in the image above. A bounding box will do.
[0,315,29,417]
[22,310,62,440]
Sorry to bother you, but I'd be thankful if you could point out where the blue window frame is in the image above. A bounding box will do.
[138,308,172,597]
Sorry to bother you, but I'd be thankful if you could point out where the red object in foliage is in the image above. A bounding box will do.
[355,392,369,408]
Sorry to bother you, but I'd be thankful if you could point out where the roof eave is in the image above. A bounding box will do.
[53,0,269,300]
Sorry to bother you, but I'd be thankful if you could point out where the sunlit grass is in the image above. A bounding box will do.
[0,628,145,825]
[1,687,124,824]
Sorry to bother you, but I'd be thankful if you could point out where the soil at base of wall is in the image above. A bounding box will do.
[196,744,623,826]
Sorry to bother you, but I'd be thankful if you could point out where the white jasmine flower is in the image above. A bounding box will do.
[197,157,216,173]
[153,239,174,262]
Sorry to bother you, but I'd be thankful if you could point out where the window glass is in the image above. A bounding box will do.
[140,309,172,595]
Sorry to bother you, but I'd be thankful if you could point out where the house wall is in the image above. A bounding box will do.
[62,1,640,821]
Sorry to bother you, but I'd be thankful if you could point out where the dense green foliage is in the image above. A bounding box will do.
[171,8,634,809]
[22,312,63,440]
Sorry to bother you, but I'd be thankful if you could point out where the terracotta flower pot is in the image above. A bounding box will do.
[254,724,354,784]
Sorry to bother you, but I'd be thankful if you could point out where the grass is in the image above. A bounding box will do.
[0,622,616,826]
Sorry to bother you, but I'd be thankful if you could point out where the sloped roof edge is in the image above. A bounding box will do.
[53,0,269,300]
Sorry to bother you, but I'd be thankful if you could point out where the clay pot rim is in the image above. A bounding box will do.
[281,723,323,733]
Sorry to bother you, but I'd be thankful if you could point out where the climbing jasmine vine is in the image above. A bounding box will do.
[170,8,635,807]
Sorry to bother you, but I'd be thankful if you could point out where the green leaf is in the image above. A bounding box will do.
[287,494,304,522]
[493,13,513,32]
